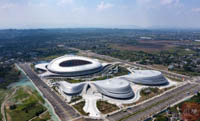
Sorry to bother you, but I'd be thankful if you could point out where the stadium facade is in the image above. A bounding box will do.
[35,55,104,77]
[35,55,169,99]
[55,81,85,95]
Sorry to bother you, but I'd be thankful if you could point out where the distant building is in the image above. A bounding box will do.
[181,102,200,121]
[140,37,152,40]
[168,65,174,70]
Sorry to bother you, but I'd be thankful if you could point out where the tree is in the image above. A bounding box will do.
[154,115,169,121]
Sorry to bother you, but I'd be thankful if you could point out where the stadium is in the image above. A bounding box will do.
[35,55,105,77]
[35,55,169,99]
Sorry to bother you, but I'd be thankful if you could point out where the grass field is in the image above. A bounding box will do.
[73,101,89,116]
[32,111,52,121]
[5,87,51,121]
[109,40,177,53]
[0,89,8,120]
[124,86,175,107]
[51,78,85,83]
[97,100,119,114]
[39,55,63,61]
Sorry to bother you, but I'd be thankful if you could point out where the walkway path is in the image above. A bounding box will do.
[1,88,17,121]
[83,83,101,118]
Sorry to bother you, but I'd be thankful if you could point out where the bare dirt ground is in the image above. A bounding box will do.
[110,40,180,52]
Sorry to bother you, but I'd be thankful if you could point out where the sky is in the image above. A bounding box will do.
[0,0,200,29]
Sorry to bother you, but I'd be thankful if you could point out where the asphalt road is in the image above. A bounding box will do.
[107,82,200,121]
[74,48,189,80]
[18,63,80,121]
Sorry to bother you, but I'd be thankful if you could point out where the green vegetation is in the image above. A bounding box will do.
[6,87,51,121]
[153,92,200,121]
[68,79,85,83]
[39,55,61,61]
[13,88,45,104]
[0,65,21,120]
[93,66,130,81]
[0,65,52,121]
[69,96,82,104]
[0,89,8,120]
[140,87,159,96]
[73,101,89,116]
[93,76,109,81]
[136,87,162,104]
[166,76,182,82]
[95,45,200,76]
[124,86,175,107]
[154,115,169,121]
[113,66,130,76]
[32,112,52,121]
[0,65,21,89]
[119,96,173,121]
[181,92,200,104]
[97,100,119,114]
[51,78,85,83]
[1,29,200,78]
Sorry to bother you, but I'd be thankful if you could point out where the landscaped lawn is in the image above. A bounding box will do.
[6,87,51,121]
[73,101,89,116]
[97,100,119,114]
[0,89,8,120]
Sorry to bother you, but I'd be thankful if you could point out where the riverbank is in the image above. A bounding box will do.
[15,64,60,121]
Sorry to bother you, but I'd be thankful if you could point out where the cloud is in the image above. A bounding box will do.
[97,1,114,11]
[0,3,16,9]
[137,0,180,6]
[161,0,181,5]
[161,0,174,5]
[57,0,74,6]
[192,8,200,13]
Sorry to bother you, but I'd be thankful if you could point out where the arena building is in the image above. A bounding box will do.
[55,81,85,95]
[93,78,134,99]
[35,55,105,77]
[35,55,168,99]
[122,70,168,86]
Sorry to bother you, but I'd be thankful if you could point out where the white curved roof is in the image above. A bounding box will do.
[47,55,102,73]
[57,81,85,94]
[34,63,48,71]
[122,70,168,85]
[131,70,162,78]
[94,78,130,91]
[93,78,134,99]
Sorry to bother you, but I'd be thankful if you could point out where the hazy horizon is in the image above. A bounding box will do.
[0,0,200,29]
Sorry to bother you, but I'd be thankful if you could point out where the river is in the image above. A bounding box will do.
[8,67,60,121]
